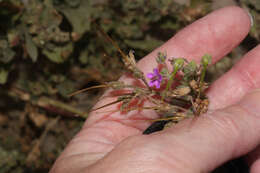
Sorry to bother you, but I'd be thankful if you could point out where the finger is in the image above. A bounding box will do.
[86,6,251,127]
[246,145,260,173]
[137,6,251,73]
[208,45,260,110]
[153,89,260,172]
[251,160,260,173]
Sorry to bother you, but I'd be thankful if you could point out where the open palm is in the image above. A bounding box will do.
[50,6,260,173]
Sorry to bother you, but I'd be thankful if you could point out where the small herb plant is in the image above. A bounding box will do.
[70,28,212,130]
[71,52,211,128]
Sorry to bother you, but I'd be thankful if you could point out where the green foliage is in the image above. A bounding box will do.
[0,40,15,64]
[0,68,8,84]
[1,0,209,97]
[0,146,23,173]
[25,31,38,62]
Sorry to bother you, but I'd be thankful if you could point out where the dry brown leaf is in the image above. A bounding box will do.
[0,113,8,126]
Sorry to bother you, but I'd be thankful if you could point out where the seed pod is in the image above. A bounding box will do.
[171,86,191,97]
[156,52,167,64]
[189,79,199,91]
[171,58,185,70]
[201,54,212,68]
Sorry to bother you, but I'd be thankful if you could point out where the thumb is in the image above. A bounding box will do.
[152,89,260,172]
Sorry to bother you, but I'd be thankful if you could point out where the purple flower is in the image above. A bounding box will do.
[147,68,162,89]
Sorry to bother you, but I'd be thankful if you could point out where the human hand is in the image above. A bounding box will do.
[50,6,260,173]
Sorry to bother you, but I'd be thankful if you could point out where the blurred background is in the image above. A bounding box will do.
[0,0,259,172]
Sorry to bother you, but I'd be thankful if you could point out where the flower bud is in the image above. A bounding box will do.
[201,54,212,67]
[173,58,185,70]
[156,52,167,64]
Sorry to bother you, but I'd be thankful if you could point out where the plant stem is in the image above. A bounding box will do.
[198,65,207,96]
[166,68,178,91]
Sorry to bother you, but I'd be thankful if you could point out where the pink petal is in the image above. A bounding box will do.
[147,73,155,79]
[154,80,160,89]
[153,68,159,75]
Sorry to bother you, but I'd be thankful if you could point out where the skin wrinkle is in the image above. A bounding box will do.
[238,92,260,121]
[203,110,239,137]
[85,121,139,144]
[56,152,106,172]
[69,137,115,149]
[57,139,115,170]
[202,114,240,170]
[137,142,176,173]
[155,134,199,173]
[228,106,260,156]
[62,139,114,159]
[243,67,259,89]
[91,108,157,130]
[107,118,144,131]
[74,128,116,145]
[208,72,248,110]
[194,120,235,171]
[152,126,201,171]
[234,63,258,92]
[60,152,106,165]
[74,125,115,143]
[62,122,139,159]
[210,104,260,158]
[215,107,247,157]
[106,112,154,129]
[87,137,149,173]
[52,154,95,173]
[157,154,192,173]
[126,136,193,173]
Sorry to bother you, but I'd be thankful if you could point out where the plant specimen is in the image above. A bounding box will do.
[69,30,212,134]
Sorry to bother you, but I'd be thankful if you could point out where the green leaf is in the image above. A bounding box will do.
[25,32,38,62]
[0,69,8,84]
[0,40,15,63]
[42,43,73,63]
[55,0,92,37]
[201,54,212,67]
[65,0,81,7]
[57,80,75,98]
[125,36,163,52]
[79,51,89,64]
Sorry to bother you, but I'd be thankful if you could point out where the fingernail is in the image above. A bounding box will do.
[246,10,254,27]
